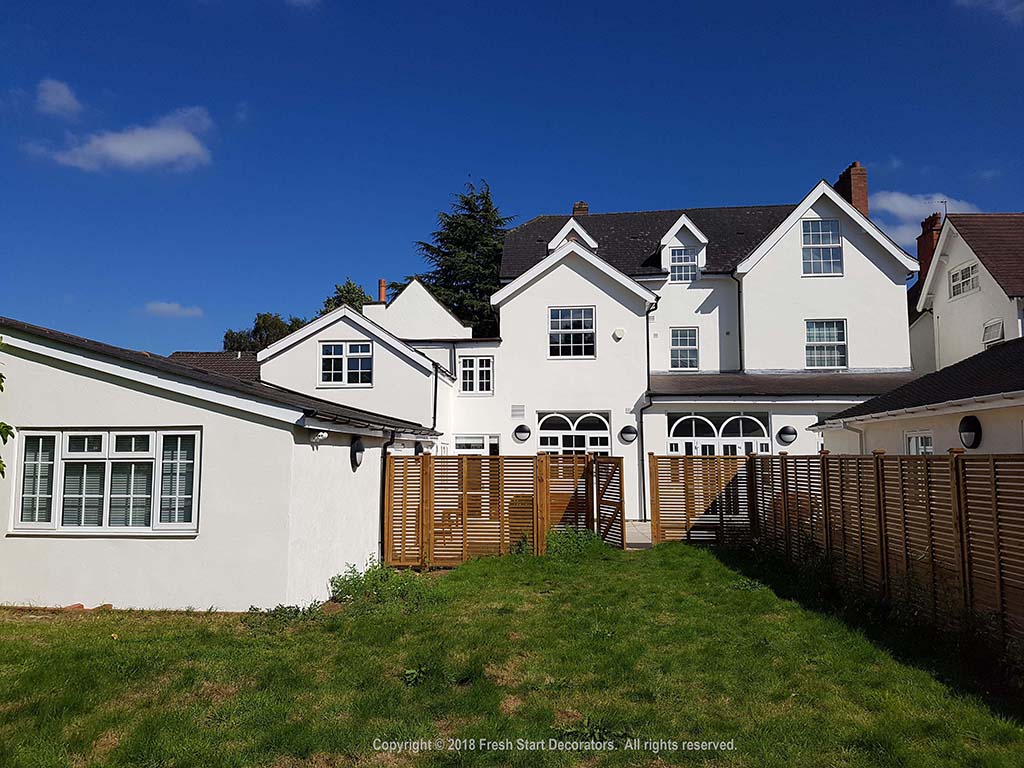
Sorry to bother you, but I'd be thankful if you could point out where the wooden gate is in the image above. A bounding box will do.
[385,453,626,566]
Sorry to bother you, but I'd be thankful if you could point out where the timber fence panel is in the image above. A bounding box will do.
[594,456,626,549]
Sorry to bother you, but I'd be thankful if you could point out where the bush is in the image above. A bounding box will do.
[328,558,434,612]
[545,528,606,560]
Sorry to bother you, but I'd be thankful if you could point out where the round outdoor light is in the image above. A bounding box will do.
[351,437,365,470]
[512,424,532,442]
[776,425,799,446]
[959,415,982,449]
[618,425,638,444]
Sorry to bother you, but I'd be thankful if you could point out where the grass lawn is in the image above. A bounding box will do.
[1,540,1022,767]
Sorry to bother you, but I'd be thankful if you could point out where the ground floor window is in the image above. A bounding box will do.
[905,430,934,456]
[454,435,500,456]
[14,429,200,532]
[667,413,771,456]
[538,412,611,455]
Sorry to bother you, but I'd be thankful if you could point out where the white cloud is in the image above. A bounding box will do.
[34,106,214,172]
[145,301,204,319]
[870,190,982,248]
[954,0,1024,23]
[36,78,83,118]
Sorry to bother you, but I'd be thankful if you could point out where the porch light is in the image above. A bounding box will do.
[776,426,798,446]
[351,437,365,470]
[618,425,638,444]
[958,416,982,449]
[513,424,531,442]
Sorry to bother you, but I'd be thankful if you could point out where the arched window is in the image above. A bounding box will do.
[668,416,717,456]
[667,414,772,456]
[538,412,611,455]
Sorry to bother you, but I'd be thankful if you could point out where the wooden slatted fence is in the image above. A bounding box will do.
[385,453,625,567]
[648,451,1024,648]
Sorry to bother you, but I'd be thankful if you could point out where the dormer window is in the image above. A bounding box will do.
[801,219,843,275]
[669,248,697,282]
[949,262,979,298]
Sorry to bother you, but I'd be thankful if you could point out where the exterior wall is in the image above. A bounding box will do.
[0,346,298,611]
[909,313,937,373]
[927,234,1021,369]
[259,314,437,426]
[362,279,472,340]
[742,195,912,372]
[825,404,1024,455]
[286,433,385,605]
[648,269,740,373]
[456,254,649,517]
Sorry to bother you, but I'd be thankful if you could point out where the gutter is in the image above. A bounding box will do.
[818,388,1024,430]
[636,296,660,522]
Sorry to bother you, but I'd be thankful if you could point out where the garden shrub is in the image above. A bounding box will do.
[545,528,606,560]
[328,557,434,612]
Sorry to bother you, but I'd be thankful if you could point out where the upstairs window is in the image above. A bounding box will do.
[320,342,374,387]
[549,307,596,358]
[949,263,979,298]
[801,219,843,275]
[459,357,493,395]
[982,319,1005,348]
[805,319,848,369]
[670,328,699,370]
[669,248,697,282]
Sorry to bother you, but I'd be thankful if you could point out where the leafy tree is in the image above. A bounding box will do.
[394,181,512,337]
[319,277,372,316]
[223,313,307,352]
[0,338,12,478]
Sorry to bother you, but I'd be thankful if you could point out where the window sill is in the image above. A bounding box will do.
[547,356,597,361]
[947,290,980,303]
[316,383,374,390]
[458,392,495,397]
[800,273,844,278]
[7,529,199,539]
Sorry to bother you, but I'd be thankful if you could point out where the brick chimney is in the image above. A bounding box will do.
[916,213,943,280]
[834,161,869,218]
[572,200,589,217]
[378,278,387,303]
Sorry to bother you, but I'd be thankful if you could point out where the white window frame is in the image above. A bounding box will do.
[805,319,848,370]
[453,435,500,456]
[10,429,201,535]
[669,247,698,283]
[948,262,979,299]
[982,318,1005,348]
[318,341,374,389]
[905,430,934,456]
[547,306,597,359]
[458,356,494,396]
[670,327,699,370]
[800,219,844,277]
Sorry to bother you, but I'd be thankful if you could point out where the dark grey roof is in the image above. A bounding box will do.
[946,214,1024,298]
[168,351,260,381]
[649,371,919,398]
[502,205,796,280]
[827,338,1024,422]
[0,316,436,436]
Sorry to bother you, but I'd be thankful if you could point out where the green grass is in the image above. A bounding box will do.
[1,541,1022,767]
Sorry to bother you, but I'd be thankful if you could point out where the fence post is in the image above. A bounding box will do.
[421,454,434,568]
[746,453,759,540]
[872,449,889,601]
[648,452,660,546]
[779,451,791,562]
[586,454,596,533]
[947,447,971,615]
[819,450,832,558]
[535,453,550,555]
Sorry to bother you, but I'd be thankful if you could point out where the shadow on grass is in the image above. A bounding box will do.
[707,544,1024,722]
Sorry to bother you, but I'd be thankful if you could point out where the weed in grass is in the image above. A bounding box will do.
[328,557,436,613]
[545,528,606,559]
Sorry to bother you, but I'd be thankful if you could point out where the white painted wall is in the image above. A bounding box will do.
[742,195,912,372]
[910,312,936,373]
[0,341,384,611]
[362,279,472,340]
[925,233,1021,370]
[259,314,438,427]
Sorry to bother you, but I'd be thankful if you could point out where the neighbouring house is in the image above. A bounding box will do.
[822,212,1024,455]
[0,317,435,610]
[1,161,922,608]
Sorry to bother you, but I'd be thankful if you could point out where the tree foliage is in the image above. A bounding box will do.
[393,181,511,337]
[223,313,307,352]
[319,277,372,317]
[0,338,12,478]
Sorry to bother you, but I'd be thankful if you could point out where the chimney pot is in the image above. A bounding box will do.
[834,161,869,218]
[378,278,387,303]
[916,212,943,280]
[572,200,589,217]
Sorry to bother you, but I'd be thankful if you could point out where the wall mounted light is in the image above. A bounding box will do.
[958,415,982,449]
[311,431,330,444]
[618,425,638,444]
[776,426,798,446]
[351,437,365,470]
[513,424,531,442]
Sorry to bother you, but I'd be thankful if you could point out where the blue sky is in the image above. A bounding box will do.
[2,0,1022,354]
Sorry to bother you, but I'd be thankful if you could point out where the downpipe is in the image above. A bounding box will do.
[378,429,397,562]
